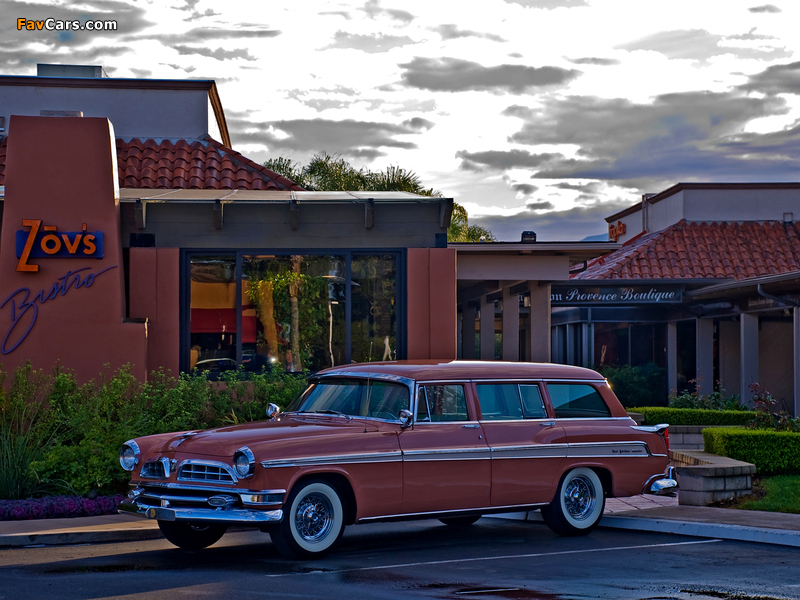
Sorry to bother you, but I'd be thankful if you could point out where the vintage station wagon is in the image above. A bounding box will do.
[119,361,677,558]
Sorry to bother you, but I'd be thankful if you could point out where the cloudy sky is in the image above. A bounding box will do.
[4,0,800,240]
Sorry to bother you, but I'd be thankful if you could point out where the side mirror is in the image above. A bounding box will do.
[398,409,413,429]
[266,403,280,420]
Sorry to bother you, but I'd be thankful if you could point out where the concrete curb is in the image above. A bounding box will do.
[599,515,800,548]
[0,527,164,548]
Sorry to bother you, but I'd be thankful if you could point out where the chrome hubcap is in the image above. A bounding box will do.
[563,475,596,520]
[294,493,334,542]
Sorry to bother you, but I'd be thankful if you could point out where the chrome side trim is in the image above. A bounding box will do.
[119,501,282,524]
[358,502,549,523]
[631,423,670,434]
[566,441,650,458]
[402,448,491,461]
[261,450,402,469]
[132,482,285,496]
[490,444,568,459]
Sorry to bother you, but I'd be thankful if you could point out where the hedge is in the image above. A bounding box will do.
[634,407,753,427]
[703,428,800,476]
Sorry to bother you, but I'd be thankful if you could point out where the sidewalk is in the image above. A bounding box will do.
[2,496,800,548]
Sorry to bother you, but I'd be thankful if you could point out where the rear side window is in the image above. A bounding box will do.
[476,383,548,420]
[546,383,611,418]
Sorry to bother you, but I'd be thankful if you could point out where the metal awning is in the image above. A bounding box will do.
[118,189,446,204]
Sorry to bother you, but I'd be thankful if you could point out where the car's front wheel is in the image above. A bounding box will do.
[541,467,605,536]
[270,479,346,559]
[157,521,228,550]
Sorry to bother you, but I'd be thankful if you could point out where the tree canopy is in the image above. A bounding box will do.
[264,153,495,242]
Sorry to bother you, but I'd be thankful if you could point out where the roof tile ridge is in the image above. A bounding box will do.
[204,137,305,191]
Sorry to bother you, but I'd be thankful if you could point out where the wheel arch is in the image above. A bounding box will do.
[288,471,358,526]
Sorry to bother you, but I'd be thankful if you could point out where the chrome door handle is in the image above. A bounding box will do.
[462,423,480,429]
[539,421,555,427]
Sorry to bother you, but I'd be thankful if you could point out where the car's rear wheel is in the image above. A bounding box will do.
[157,521,228,550]
[439,515,481,526]
[270,479,346,559]
[541,467,605,536]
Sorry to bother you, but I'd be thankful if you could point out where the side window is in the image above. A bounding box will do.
[476,384,523,420]
[546,383,611,418]
[519,385,547,419]
[364,381,410,420]
[416,387,431,422]
[418,385,468,422]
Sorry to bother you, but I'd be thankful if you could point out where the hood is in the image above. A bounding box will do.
[154,414,384,458]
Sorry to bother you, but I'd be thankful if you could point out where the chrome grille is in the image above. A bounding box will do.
[178,461,236,483]
[140,460,167,479]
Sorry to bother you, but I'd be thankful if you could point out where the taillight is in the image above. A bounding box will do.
[663,427,670,452]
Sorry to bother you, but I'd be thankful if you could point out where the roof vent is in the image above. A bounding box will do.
[37,64,107,78]
[521,230,537,243]
[784,212,794,223]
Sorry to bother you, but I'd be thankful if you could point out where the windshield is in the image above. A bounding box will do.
[286,378,410,420]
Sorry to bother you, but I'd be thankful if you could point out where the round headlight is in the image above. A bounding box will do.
[233,446,255,478]
[120,440,140,471]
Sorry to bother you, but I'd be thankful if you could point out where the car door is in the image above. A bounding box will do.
[398,382,491,514]
[475,382,567,506]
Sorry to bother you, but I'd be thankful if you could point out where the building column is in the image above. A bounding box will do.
[462,303,477,360]
[794,307,800,417]
[502,286,519,361]
[480,295,495,360]
[565,323,575,365]
[581,323,592,368]
[740,313,759,405]
[667,321,678,394]
[528,282,551,363]
[696,317,714,396]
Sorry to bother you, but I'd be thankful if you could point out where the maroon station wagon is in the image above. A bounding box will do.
[119,361,677,559]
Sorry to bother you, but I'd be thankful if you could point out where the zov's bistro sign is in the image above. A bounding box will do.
[551,286,682,305]
[15,219,104,272]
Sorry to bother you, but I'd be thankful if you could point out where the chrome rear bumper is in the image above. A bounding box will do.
[119,500,283,524]
[643,466,679,496]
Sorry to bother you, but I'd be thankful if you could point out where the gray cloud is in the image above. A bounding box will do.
[172,45,256,61]
[618,28,789,62]
[399,57,579,93]
[554,181,604,193]
[749,4,781,12]
[228,117,425,157]
[456,149,562,172]
[402,117,435,130]
[740,60,800,95]
[324,31,416,53]
[360,0,415,23]
[164,63,197,73]
[525,200,554,210]
[433,24,505,42]
[569,57,620,66]
[512,183,539,195]
[0,44,131,75]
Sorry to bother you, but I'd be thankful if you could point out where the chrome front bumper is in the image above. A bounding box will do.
[119,499,283,524]
[643,466,679,496]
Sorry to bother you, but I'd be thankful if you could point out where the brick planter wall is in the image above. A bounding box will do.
[671,450,756,506]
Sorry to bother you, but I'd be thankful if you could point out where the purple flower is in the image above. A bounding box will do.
[28,501,46,519]
[11,505,29,520]
[62,497,81,516]
[97,496,114,514]
[81,498,99,516]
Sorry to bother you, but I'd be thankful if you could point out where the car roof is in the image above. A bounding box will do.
[315,360,605,382]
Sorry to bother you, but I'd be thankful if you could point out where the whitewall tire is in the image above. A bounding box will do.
[270,479,346,559]
[541,467,605,536]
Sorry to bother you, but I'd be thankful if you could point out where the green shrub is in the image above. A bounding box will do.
[704,428,800,476]
[598,363,666,408]
[668,382,745,411]
[1,362,309,498]
[635,407,753,426]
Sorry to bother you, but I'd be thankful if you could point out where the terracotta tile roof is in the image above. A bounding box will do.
[573,220,800,280]
[116,137,303,190]
[0,135,302,191]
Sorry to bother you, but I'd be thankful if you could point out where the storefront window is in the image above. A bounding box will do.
[351,255,397,363]
[186,252,398,374]
[243,255,346,373]
[189,255,237,374]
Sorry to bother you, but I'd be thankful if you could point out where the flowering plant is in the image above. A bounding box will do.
[0,494,124,521]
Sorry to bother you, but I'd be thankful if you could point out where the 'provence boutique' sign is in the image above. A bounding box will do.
[15,219,104,272]
[551,286,683,305]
